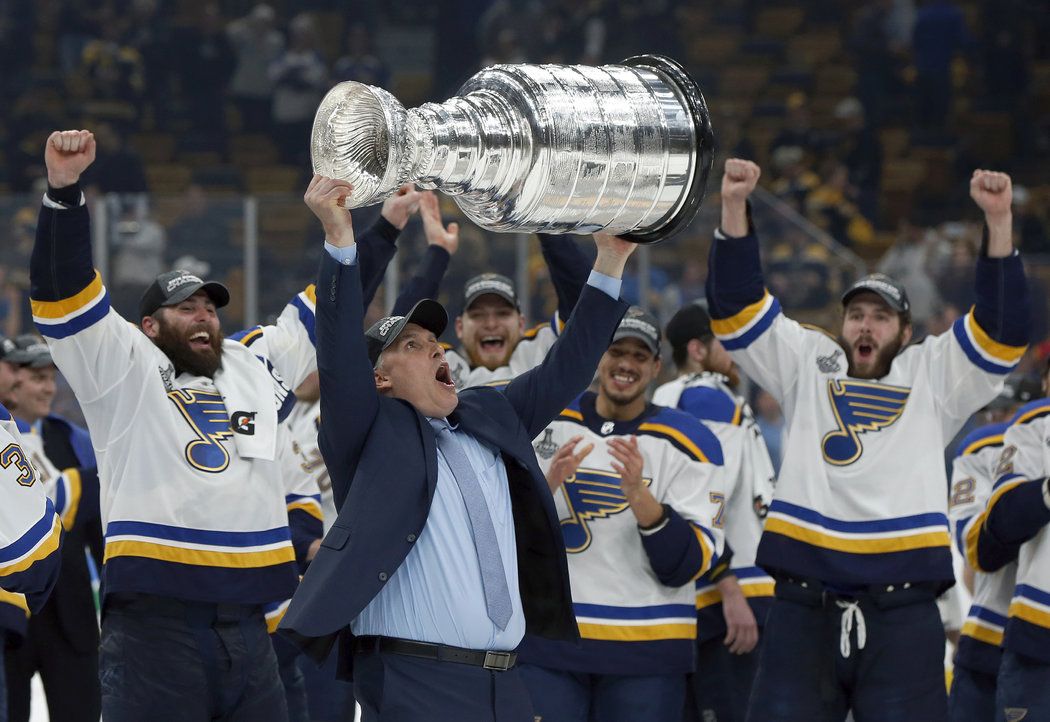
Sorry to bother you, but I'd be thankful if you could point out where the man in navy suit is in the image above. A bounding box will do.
[280,176,635,721]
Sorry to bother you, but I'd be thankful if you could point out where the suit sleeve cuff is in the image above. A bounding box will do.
[324,242,359,266]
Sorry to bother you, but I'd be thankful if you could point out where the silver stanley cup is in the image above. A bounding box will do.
[311,55,713,243]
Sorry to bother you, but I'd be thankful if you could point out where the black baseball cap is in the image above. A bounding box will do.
[612,307,661,356]
[6,334,54,368]
[988,374,1043,411]
[138,270,231,320]
[366,299,448,367]
[841,273,910,314]
[462,273,519,311]
[665,300,713,350]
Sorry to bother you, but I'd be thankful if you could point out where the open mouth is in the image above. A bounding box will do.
[610,371,638,390]
[479,336,506,354]
[855,341,875,362]
[435,362,455,389]
[188,331,211,351]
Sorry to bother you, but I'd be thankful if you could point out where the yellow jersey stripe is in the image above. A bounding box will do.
[963,434,1005,457]
[966,311,1026,363]
[690,525,713,581]
[960,620,1004,646]
[0,515,63,577]
[577,622,696,642]
[710,292,771,337]
[287,500,324,522]
[104,540,295,568]
[31,272,104,319]
[1009,599,1050,630]
[303,284,317,306]
[0,588,29,616]
[967,479,1023,571]
[61,468,82,531]
[559,408,584,421]
[765,517,950,554]
[637,423,709,463]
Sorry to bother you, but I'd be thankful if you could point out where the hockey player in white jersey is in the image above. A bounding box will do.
[706,159,1029,722]
[653,300,776,722]
[967,375,1050,717]
[947,374,1043,722]
[516,307,726,722]
[0,399,64,721]
[27,130,410,722]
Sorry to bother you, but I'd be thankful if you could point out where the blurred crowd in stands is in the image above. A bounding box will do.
[1,0,1049,418]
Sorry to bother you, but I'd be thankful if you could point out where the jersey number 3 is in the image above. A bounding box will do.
[1,443,38,487]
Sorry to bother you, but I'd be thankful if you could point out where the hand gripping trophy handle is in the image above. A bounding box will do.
[311,55,714,244]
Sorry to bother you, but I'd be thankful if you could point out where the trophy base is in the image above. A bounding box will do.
[619,54,714,245]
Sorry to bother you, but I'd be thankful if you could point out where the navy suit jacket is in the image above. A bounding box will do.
[280,252,628,665]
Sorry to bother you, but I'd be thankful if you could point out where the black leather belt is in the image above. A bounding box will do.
[352,635,517,672]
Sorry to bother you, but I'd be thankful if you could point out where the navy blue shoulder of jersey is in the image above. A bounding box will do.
[676,383,740,426]
[13,418,31,434]
[229,325,264,347]
[1009,398,1050,427]
[642,406,724,466]
[0,403,10,422]
[955,422,1010,459]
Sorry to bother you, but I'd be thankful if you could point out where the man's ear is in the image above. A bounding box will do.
[901,323,913,347]
[454,316,464,340]
[141,315,160,339]
[517,313,525,333]
[374,368,392,393]
[687,337,707,365]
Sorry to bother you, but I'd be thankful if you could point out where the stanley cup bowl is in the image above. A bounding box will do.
[311,54,714,244]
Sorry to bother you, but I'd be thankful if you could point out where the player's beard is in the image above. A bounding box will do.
[841,329,906,380]
[152,318,224,378]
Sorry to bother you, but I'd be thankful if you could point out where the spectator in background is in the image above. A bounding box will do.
[805,161,876,248]
[770,93,822,159]
[752,389,784,474]
[333,22,390,87]
[165,185,233,270]
[877,220,944,333]
[850,0,898,126]
[227,4,284,134]
[110,200,168,318]
[912,0,969,132]
[177,3,234,136]
[78,12,145,107]
[935,222,980,311]
[769,146,820,216]
[831,98,883,221]
[80,124,148,194]
[1012,185,1050,255]
[269,14,328,164]
[764,227,833,313]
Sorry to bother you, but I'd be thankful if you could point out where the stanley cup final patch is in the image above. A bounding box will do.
[534,429,558,460]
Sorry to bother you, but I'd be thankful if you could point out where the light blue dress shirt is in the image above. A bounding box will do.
[327,241,621,650]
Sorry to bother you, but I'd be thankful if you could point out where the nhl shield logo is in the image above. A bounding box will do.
[534,429,558,460]
[600,422,615,435]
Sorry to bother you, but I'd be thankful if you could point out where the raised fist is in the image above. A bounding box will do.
[721,158,761,205]
[970,170,1013,219]
[45,130,97,188]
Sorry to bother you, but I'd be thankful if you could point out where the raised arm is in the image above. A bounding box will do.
[358,184,421,308]
[392,191,457,315]
[502,233,632,440]
[307,178,379,506]
[705,160,811,406]
[537,233,592,328]
[924,171,1029,420]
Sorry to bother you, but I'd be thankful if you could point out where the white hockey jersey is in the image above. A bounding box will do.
[707,227,1026,587]
[653,372,776,641]
[948,422,1014,674]
[32,264,318,606]
[445,318,560,389]
[284,398,334,533]
[0,404,63,609]
[985,399,1050,663]
[517,392,725,675]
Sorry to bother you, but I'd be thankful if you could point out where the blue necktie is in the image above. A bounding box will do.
[430,420,513,630]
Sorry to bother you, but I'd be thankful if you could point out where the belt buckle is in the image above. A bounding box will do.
[483,651,513,671]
